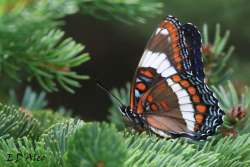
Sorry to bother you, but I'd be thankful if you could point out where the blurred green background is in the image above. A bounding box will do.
[48,0,250,120]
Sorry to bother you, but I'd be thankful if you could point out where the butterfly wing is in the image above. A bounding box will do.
[182,23,205,81]
[129,15,223,139]
[130,15,192,110]
[138,15,192,73]
[138,73,224,140]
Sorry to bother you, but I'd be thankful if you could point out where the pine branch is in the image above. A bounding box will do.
[63,122,127,167]
[31,109,71,134]
[40,119,84,166]
[125,132,218,167]
[202,24,234,85]
[79,0,163,24]
[0,97,72,140]
[212,81,250,136]
[0,137,55,167]
[199,134,250,167]
[0,17,90,93]
[0,104,39,139]
[0,119,82,167]
[0,0,164,93]
[9,87,47,111]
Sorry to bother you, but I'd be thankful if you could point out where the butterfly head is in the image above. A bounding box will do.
[119,105,143,126]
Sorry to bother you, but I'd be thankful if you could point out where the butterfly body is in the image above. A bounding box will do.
[119,15,224,140]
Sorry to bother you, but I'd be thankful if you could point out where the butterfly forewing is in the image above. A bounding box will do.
[130,16,200,110]
[130,16,185,110]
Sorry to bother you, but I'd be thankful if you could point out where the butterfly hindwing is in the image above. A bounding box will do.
[138,73,223,140]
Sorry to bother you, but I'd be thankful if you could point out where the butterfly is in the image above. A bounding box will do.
[99,15,224,140]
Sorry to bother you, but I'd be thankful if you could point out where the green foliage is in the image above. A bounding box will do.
[0,2,85,93]
[0,118,83,167]
[212,81,250,134]
[8,86,72,136]
[8,86,73,121]
[0,0,163,93]
[0,1,90,93]
[40,119,84,166]
[0,119,249,167]
[199,134,250,167]
[212,81,250,112]
[9,87,47,110]
[0,137,55,167]
[32,109,71,134]
[79,0,163,24]
[202,24,234,85]
[0,103,39,139]
[125,132,218,167]
[64,122,127,167]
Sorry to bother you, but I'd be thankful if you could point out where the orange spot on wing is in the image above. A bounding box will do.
[136,83,146,91]
[150,103,158,112]
[140,69,154,78]
[172,75,181,82]
[147,95,153,102]
[196,105,207,113]
[180,80,190,87]
[192,95,201,103]
[188,87,196,95]
[195,114,204,124]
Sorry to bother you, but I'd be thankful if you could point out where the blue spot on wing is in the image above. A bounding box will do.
[182,23,205,81]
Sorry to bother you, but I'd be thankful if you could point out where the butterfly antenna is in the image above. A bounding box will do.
[96,80,125,108]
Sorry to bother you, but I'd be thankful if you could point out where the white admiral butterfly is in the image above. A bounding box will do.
[99,15,224,140]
